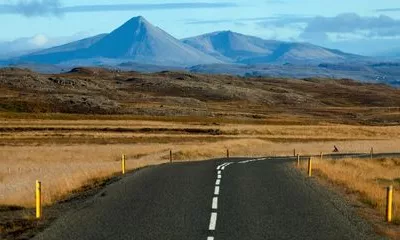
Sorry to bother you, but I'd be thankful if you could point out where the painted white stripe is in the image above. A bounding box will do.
[207,237,214,240]
[212,197,218,209]
[238,158,267,164]
[216,162,229,170]
[221,162,232,170]
[215,179,221,185]
[214,186,220,195]
[209,212,217,230]
[217,174,221,179]
[217,170,222,175]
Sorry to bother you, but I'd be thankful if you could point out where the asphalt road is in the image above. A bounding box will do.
[34,157,384,240]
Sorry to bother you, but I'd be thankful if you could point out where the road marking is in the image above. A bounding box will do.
[221,162,232,170]
[217,174,221,179]
[238,158,267,164]
[217,170,222,175]
[209,212,217,230]
[212,197,218,209]
[207,237,214,240]
[216,162,229,170]
[215,179,220,185]
[214,186,220,195]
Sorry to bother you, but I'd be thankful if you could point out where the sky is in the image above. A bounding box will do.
[1,0,400,57]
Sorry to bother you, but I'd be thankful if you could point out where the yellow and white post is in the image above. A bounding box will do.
[370,147,374,160]
[35,180,41,219]
[386,185,393,222]
[297,154,300,167]
[121,154,126,175]
[307,157,312,177]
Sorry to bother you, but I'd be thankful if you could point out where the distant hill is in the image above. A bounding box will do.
[1,67,399,125]
[183,31,364,64]
[19,16,221,66]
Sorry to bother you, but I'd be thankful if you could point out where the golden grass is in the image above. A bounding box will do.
[1,119,400,142]
[0,117,399,208]
[1,138,400,208]
[300,157,400,223]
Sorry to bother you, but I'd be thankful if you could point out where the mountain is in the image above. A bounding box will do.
[32,34,107,55]
[14,17,371,68]
[182,31,363,64]
[19,16,221,66]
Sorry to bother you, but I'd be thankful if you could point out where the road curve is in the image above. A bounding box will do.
[33,157,382,240]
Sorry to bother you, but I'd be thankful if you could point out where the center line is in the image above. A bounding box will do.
[214,186,220,195]
[216,162,229,170]
[221,162,232,170]
[207,237,214,240]
[209,212,217,230]
[215,179,221,185]
[217,170,221,175]
[212,197,218,209]
[217,174,221,179]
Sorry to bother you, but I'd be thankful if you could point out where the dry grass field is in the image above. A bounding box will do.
[0,117,400,208]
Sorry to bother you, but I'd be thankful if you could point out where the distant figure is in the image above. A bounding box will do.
[333,145,339,152]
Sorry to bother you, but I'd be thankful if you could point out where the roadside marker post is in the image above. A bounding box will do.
[297,154,300,167]
[293,149,296,157]
[386,185,393,222]
[121,154,126,175]
[170,150,173,163]
[227,149,230,159]
[307,157,312,177]
[35,180,41,219]
[320,152,323,161]
[370,147,374,160]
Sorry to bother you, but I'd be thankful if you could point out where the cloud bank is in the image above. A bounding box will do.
[258,13,400,41]
[0,1,237,17]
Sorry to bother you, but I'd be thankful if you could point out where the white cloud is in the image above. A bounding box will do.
[0,32,90,58]
[29,34,48,46]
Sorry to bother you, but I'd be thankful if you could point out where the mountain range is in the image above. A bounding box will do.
[15,16,366,67]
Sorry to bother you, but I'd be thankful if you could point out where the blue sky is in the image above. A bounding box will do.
[1,0,400,56]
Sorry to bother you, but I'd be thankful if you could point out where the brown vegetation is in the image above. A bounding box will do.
[0,67,400,125]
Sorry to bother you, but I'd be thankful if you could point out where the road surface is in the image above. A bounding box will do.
[34,157,383,240]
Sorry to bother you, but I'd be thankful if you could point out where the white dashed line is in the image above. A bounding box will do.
[208,161,236,239]
[212,197,218,210]
[209,212,217,230]
[214,186,220,195]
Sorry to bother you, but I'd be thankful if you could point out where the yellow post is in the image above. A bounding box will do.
[320,152,323,161]
[386,185,393,222]
[121,154,126,175]
[307,157,312,177]
[227,149,230,159]
[35,180,41,219]
[370,147,374,160]
[170,150,172,163]
[297,154,300,167]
